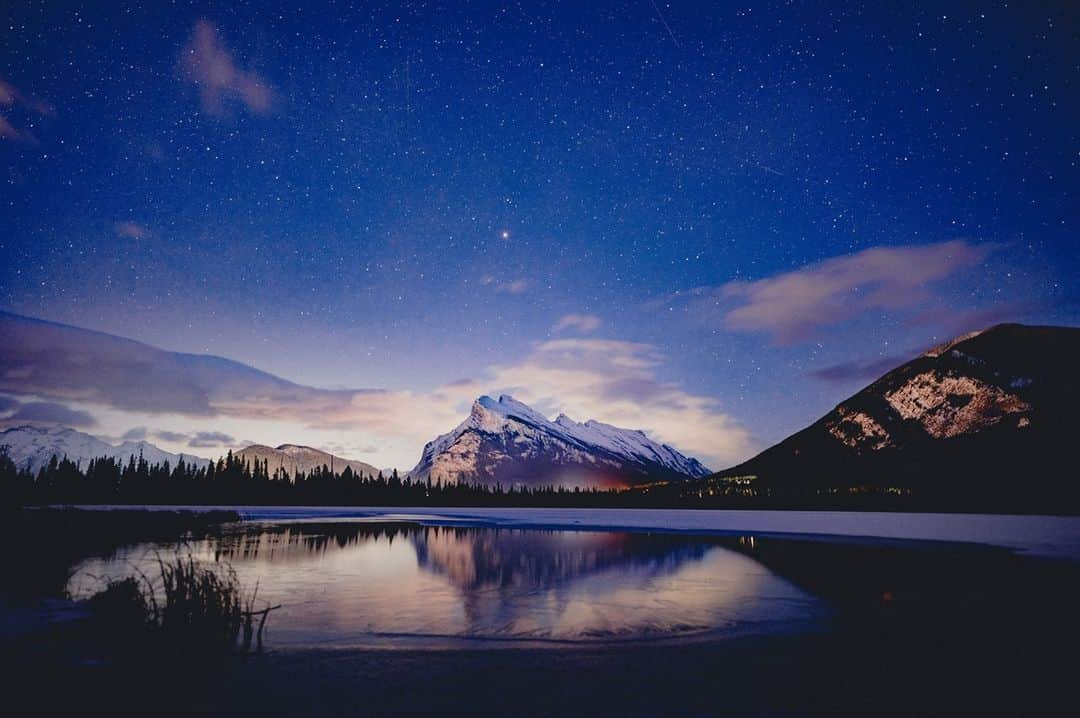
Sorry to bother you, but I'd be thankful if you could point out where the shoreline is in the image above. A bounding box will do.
[52,504,1080,560]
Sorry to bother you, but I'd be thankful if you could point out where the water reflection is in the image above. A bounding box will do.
[69,523,823,648]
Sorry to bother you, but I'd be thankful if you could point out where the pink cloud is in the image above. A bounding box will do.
[481,275,531,294]
[180,20,274,117]
[114,221,150,240]
[498,279,530,294]
[0,75,52,143]
[477,338,752,466]
[680,241,992,343]
[0,114,24,141]
[0,311,754,469]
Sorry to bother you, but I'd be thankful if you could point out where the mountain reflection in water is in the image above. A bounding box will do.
[69,523,823,647]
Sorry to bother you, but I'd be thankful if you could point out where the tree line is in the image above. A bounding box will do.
[0,448,636,508]
[4,446,1075,514]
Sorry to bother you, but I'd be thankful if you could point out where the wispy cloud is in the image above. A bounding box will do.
[0,75,52,142]
[114,221,150,240]
[499,280,530,294]
[810,354,912,384]
[121,427,148,441]
[0,115,24,142]
[552,313,602,334]
[481,275,530,294]
[905,302,1033,338]
[474,338,752,466]
[9,401,97,428]
[0,311,381,421]
[670,241,992,344]
[0,79,18,107]
[0,312,751,469]
[348,338,750,468]
[188,431,235,448]
[180,20,274,117]
[810,299,1034,385]
[154,430,191,443]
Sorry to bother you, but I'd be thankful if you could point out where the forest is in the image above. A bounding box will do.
[0,448,634,508]
[2,447,1075,514]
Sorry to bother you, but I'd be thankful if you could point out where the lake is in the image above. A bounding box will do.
[64,506,1080,652]
[68,522,828,648]
[14,508,1080,715]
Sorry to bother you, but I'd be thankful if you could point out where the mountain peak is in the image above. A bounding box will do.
[923,327,989,358]
[414,395,710,487]
[473,394,549,425]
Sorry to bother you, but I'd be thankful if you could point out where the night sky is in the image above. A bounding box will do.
[1,1,1077,470]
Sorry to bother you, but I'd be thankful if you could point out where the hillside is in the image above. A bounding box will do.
[714,324,1080,493]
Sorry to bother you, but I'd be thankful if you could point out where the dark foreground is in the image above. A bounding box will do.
[6,509,1080,717]
[13,606,1078,717]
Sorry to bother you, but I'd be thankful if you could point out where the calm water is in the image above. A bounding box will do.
[67,522,825,648]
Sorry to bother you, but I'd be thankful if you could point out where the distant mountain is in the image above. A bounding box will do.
[715,324,1080,490]
[0,424,210,473]
[410,394,710,488]
[235,444,379,478]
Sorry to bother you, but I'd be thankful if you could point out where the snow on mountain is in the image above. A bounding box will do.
[0,425,210,473]
[410,394,710,488]
[235,443,379,478]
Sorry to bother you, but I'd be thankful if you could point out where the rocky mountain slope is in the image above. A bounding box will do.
[0,424,210,473]
[715,324,1080,489]
[235,444,379,478]
[410,394,709,488]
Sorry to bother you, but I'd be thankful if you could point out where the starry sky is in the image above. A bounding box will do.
[1,1,1077,470]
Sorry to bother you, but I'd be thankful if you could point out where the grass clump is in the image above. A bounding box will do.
[88,554,273,656]
[156,556,248,652]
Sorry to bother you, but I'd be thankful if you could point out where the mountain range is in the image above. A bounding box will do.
[714,323,1080,490]
[410,394,710,488]
[5,323,1076,498]
[0,424,212,473]
[0,426,381,479]
[1,395,708,488]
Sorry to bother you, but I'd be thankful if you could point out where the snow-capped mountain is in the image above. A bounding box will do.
[235,443,379,478]
[0,425,210,473]
[410,395,710,488]
[715,323,1080,488]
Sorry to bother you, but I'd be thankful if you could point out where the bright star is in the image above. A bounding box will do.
[500,230,510,240]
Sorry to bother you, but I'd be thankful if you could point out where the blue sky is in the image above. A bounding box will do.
[1,1,1077,469]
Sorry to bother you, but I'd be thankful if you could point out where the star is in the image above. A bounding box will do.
[500,230,510,240]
